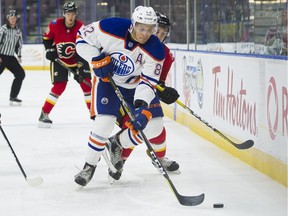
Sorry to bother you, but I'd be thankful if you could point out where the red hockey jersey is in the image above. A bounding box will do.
[159,44,174,83]
[43,17,83,66]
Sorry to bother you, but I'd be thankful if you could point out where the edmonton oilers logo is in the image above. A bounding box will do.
[110,52,135,76]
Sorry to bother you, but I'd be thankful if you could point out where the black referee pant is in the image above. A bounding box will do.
[0,54,25,99]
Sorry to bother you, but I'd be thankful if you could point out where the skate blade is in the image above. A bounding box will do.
[75,185,84,191]
[108,174,115,185]
[168,169,181,174]
[155,168,181,174]
[9,101,22,106]
[38,122,52,128]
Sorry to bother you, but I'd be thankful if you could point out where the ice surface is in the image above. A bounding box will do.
[0,71,287,216]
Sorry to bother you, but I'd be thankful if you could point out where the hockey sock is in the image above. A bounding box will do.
[42,82,66,113]
[121,147,134,160]
[149,127,167,158]
[80,78,92,110]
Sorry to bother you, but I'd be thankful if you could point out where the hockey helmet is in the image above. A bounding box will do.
[63,2,77,14]
[6,10,17,19]
[156,11,170,38]
[131,6,157,26]
[156,12,170,28]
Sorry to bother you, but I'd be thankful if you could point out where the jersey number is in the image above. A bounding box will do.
[154,63,162,76]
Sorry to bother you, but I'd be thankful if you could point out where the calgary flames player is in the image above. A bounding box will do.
[38,1,91,128]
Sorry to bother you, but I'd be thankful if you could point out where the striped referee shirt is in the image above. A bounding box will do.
[0,24,23,57]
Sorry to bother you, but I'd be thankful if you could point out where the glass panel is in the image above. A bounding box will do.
[1,0,286,55]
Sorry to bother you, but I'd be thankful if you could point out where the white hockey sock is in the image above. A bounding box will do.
[85,147,102,166]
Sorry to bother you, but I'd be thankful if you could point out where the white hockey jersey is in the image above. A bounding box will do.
[76,17,165,105]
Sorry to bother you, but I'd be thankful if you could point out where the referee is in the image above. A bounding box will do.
[0,10,25,106]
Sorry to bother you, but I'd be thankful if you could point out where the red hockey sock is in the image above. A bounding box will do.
[149,127,166,158]
[42,82,67,114]
[80,78,92,110]
[121,147,134,160]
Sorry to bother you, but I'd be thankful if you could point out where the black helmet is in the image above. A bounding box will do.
[6,10,17,19]
[63,2,77,13]
[156,12,170,41]
[156,12,170,27]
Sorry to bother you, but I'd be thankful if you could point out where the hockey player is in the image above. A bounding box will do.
[107,12,180,181]
[38,1,92,128]
[74,6,165,187]
[0,10,25,106]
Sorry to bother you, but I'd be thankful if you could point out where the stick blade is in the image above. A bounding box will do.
[178,193,205,206]
[26,176,43,186]
[233,139,254,150]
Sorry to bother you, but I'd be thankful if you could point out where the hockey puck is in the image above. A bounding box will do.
[213,203,224,208]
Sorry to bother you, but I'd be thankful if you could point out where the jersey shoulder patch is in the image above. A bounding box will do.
[99,17,131,39]
[51,18,59,25]
[141,35,165,61]
[49,18,61,31]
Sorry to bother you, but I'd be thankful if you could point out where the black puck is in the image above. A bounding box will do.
[213,203,224,208]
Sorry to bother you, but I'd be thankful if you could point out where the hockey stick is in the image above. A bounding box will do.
[55,58,92,88]
[74,150,118,175]
[156,85,254,150]
[108,77,205,206]
[0,114,43,186]
[102,146,118,173]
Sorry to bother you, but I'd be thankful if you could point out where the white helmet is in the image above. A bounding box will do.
[131,6,157,26]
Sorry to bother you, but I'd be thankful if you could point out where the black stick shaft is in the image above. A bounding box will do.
[55,58,92,88]
[0,114,27,179]
[108,77,204,206]
[156,85,254,150]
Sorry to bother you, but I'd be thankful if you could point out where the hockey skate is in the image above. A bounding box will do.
[74,162,96,186]
[107,135,124,181]
[146,149,181,174]
[9,97,22,106]
[38,111,52,128]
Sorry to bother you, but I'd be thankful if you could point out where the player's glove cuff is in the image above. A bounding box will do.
[73,69,84,83]
[91,53,114,78]
[45,48,57,62]
[125,104,152,135]
[157,84,179,104]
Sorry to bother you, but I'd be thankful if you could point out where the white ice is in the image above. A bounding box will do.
[0,71,287,216]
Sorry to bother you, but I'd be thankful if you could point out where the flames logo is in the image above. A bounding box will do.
[56,42,75,59]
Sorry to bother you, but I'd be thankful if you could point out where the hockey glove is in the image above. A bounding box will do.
[18,55,22,63]
[157,83,179,104]
[45,48,57,62]
[73,68,84,83]
[125,100,152,135]
[91,53,114,79]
